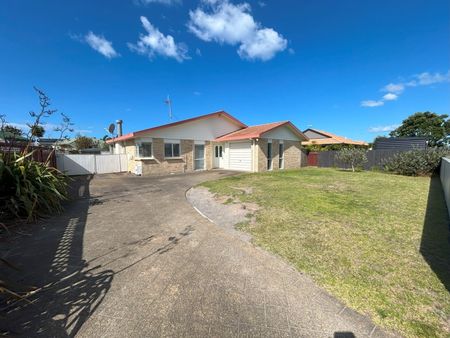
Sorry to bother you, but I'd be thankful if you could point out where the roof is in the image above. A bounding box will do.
[302,128,368,146]
[214,121,307,142]
[106,110,247,144]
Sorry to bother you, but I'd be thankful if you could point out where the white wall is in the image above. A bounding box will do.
[440,157,450,217]
[262,125,302,141]
[137,115,243,141]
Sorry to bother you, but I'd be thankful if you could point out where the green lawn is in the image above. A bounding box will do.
[201,168,450,338]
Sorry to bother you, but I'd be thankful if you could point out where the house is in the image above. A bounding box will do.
[301,128,368,148]
[106,111,307,175]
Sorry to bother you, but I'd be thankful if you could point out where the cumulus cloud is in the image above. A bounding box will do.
[363,70,450,108]
[187,0,287,61]
[368,124,400,133]
[85,32,120,59]
[361,100,384,107]
[128,16,189,62]
[382,93,398,101]
[382,83,404,94]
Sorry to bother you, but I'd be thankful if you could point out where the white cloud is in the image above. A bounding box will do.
[382,83,404,94]
[128,16,189,62]
[195,48,202,56]
[137,0,181,4]
[361,100,384,107]
[85,32,120,59]
[408,71,450,86]
[382,93,398,101]
[368,124,400,133]
[187,0,287,61]
[363,70,450,108]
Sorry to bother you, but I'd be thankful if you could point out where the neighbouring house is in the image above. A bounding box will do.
[302,128,368,148]
[373,137,427,150]
[106,111,307,175]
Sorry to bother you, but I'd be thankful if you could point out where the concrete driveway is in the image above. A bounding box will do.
[2,171,395,337]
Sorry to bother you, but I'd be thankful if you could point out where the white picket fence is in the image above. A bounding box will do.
[56,154,128,176]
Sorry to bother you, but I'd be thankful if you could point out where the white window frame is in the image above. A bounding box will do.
[164,139,181,158]
[135,139,153,159]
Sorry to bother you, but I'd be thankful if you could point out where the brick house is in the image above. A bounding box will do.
[106,111,308,175]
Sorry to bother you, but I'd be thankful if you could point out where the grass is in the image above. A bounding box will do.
[201,168,450,338]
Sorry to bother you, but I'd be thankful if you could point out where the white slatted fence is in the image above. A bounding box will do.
[56,154,128,176]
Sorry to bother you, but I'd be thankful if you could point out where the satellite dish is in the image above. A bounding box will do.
[108,123,115,134]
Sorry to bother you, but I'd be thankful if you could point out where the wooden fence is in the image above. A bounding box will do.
[0,142,56,167]
[311,149,405,170]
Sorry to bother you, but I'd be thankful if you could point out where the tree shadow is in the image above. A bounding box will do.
[420,175,450,293]
[0,175,114,336]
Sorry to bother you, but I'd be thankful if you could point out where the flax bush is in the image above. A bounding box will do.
[0,151,68,222]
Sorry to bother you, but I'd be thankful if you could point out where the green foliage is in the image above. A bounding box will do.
[335,148,368,172]
[2,125,23,137]
[0,152,68,221]
[74,135,95,150]
[389,112,450,147]
[30,125,45,138]
[383,148,449,176]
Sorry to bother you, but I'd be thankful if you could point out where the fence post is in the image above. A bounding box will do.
[93,155,97,174]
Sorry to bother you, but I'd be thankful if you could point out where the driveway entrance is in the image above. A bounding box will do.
[2,171,394,337]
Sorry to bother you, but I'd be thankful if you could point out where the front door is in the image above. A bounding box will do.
[213,144,224,168]
[194,144,205,170]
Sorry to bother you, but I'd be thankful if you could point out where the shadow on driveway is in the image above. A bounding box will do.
[420,175,450,293]
[1,176,114,337]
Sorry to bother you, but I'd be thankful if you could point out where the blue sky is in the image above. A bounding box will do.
[0,0,449,142]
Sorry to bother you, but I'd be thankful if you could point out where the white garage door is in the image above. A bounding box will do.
[229,141,252,171]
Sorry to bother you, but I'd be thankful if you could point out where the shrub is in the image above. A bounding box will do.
[0,151,68,222]
[335,148,368,172]
[383,148,449,176]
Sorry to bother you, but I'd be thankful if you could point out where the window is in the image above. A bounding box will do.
[214,145,223,158]
[279,143,284,169]
[267,142,272,170]
[136,142,152,158]
[164,142,180,158]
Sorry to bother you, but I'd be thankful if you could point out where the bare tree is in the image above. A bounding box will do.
[54,112,74,141]
[26,87,57,145]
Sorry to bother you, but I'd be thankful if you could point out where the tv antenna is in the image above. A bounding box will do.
[164,95,173,120]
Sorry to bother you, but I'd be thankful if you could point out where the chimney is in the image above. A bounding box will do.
[116,119,123,137]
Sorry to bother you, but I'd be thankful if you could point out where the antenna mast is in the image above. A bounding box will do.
[165,95,173,120]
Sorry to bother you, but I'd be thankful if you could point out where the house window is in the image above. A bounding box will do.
[136,142,152,158]
[279,143,284,169]
[267,142,272,170]
[164,142,180,158]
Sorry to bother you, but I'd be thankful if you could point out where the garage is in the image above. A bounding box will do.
[228,141,252,171]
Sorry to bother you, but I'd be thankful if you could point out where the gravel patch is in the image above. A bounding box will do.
[186,186,258,242]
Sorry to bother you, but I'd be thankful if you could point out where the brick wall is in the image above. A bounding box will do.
[256,139,301,172]
[272,139,279,170]
[257,138,268,172]
[205,141,213,170]
[138,138,195,175]
[283,140,301,169]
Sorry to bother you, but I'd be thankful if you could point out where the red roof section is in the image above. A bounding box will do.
[302,128,368,146]
[214,121,307,142]
[106,110,247,144]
